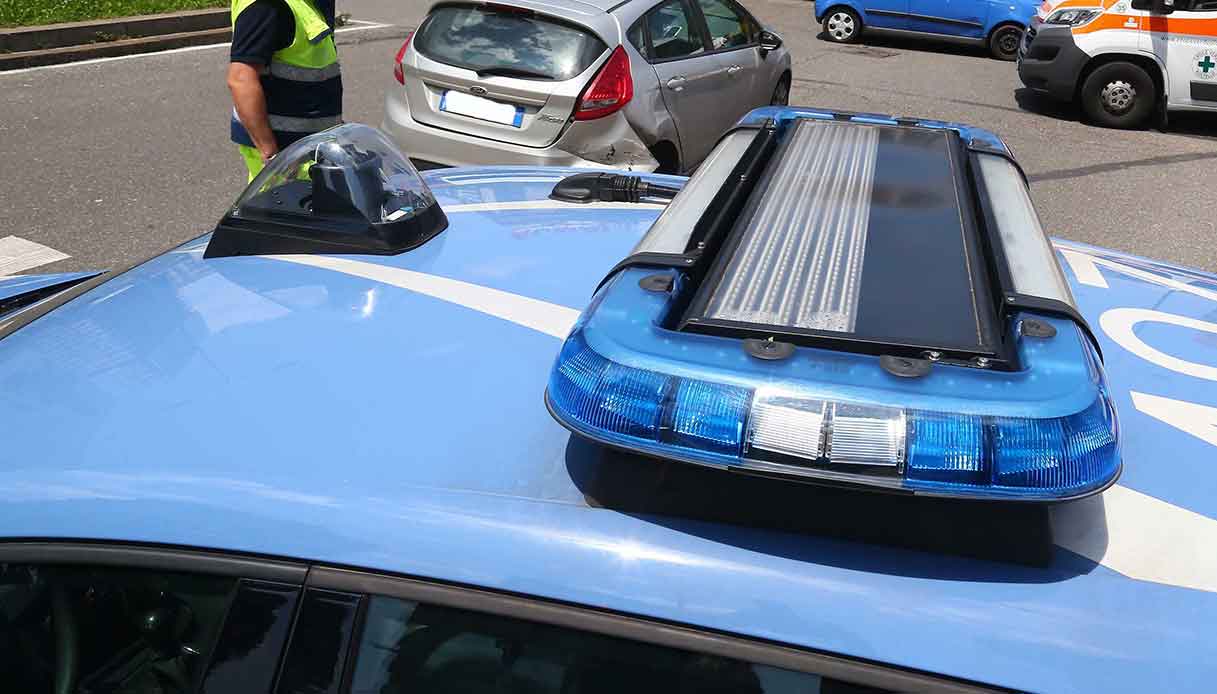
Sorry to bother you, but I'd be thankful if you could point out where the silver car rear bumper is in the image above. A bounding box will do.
[382,84,659,172]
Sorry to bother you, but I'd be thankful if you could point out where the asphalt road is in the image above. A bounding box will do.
[1,0,1215,275]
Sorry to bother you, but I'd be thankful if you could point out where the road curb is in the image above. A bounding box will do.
[0,9,230,71]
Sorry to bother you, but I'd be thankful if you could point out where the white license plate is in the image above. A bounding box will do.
[440,90,524,127]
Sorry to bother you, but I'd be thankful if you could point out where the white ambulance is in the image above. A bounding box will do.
[1018,0,1217,127]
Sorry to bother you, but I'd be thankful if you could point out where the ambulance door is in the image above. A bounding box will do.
[1145,0,1217,108]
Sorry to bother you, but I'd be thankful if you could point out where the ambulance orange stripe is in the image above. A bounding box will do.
[1071,12,1217,36]
[1047,0,1120,11]
[1072,12,1141,34]
[1141,15,1217,37]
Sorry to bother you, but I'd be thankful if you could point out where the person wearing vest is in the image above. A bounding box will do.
[227,0,343,181]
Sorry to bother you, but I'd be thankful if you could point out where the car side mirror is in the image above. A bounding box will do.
[1131,0,1173,13]
[759,30,782,54]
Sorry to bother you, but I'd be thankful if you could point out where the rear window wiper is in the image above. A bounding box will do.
[475,66,554,80]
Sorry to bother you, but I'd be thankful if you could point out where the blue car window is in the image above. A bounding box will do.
[348,595,894,694]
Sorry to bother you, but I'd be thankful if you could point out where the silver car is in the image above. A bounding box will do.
[383,0,791,173]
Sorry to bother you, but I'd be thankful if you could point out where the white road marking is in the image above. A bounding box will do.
[1054,484,1217,594]
[1100,308,1217,381]
[0,236,70,276]
[440,176,565,186]
[1054,241,1217,304]
[0,23,394,77]
[1056,247,1111,288]
[265,255,580,339]
[1132,391,1217,448]
[444,200,666,213]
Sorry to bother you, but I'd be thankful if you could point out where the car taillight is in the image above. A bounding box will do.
[393,31,414,85]
[575,45,633,121]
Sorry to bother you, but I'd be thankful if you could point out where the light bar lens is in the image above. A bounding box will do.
[552,334,668,439]
[630,130,757,257]
[703,120,879,334]
[666,380,750,454]
[747,394,827,460]
[548,326,1119,500]
[976,154,1076,309]
[829,403,905,466]
[907,413,986,484]
[994,396,1118,490]
[548,332,747,463]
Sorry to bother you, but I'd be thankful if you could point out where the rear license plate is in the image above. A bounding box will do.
[440,90,524,127]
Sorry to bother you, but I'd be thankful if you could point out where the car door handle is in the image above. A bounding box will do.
[666,76,687,91]
[726,65,742,75]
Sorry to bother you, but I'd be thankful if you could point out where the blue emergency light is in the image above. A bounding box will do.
[545,110,1120,501]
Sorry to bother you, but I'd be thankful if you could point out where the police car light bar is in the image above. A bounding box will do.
[547,109,1120,501]
[701,120,877,334]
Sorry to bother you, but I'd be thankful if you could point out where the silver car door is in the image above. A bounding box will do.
[644,0,730,168]
[694,0,767,123]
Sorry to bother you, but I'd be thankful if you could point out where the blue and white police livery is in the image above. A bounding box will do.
[0,112,1215,693]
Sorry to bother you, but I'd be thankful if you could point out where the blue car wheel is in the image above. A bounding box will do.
[822,7,861,44]
[988,23,1023,61]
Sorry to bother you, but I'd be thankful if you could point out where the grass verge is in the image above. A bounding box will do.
[0,0,227,29]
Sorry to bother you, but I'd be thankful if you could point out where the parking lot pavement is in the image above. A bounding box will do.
[342,0,431,25]
[0,0,1214,277]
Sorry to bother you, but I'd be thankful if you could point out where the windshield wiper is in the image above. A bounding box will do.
[475,66,553,80]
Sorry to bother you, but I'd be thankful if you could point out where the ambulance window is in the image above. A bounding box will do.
[1189,0,1217,9]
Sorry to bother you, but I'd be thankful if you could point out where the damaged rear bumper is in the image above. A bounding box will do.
[382,85,659,171]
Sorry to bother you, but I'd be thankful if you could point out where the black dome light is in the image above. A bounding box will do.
[206,124,447,258]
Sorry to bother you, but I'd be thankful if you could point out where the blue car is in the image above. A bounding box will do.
[1,110,1215,692]
[815,0,1036,59]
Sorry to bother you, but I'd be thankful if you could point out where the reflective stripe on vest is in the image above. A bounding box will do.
[269,60,342,82]
[231,0,341,144]
[268,114,342,131]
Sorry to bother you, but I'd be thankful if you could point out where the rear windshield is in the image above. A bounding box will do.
[415,4,608,81]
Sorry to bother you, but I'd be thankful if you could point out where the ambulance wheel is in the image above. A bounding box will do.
[988,24,1022,61]
[1081,62,1155,129]
[823,8,862,44]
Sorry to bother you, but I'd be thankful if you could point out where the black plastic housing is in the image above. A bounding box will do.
[204,178,447,258]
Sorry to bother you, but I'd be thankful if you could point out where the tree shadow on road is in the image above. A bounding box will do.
[1016,87,1217,140]
[1163,111,1217,141]
[1013,87,1082,121]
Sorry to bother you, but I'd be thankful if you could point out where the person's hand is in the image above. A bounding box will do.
[258,144,279,163]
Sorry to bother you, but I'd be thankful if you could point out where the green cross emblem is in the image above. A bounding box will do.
[1199,55,1216,74]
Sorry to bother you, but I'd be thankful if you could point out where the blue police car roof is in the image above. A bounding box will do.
[2,156,1217,688]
